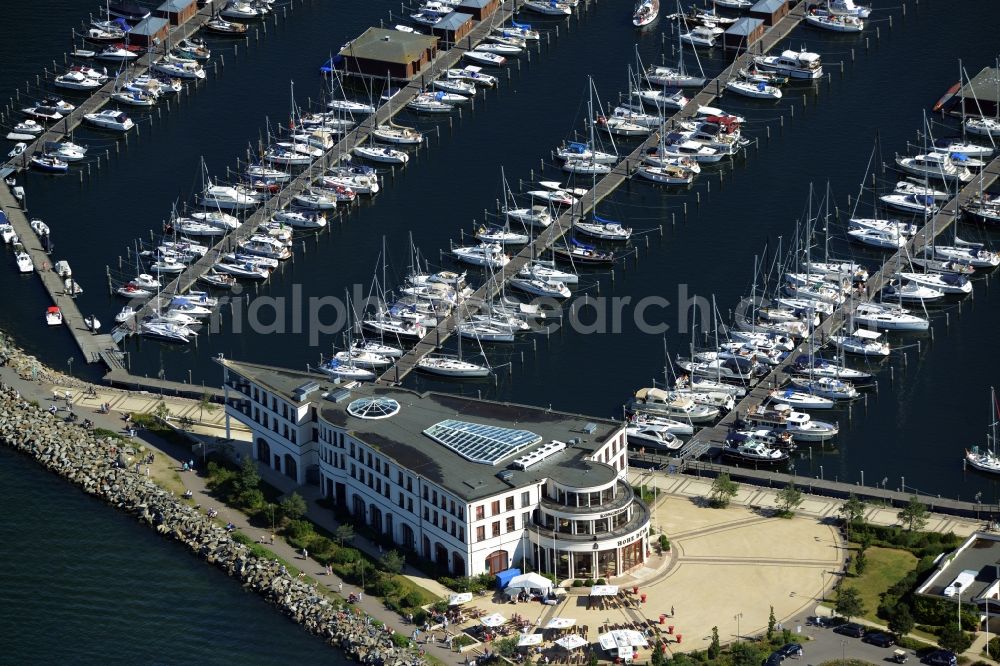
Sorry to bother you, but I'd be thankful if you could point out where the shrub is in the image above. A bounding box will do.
[572,580,584,588]
[390,633,410,648]
[596,578,606,585]
[400,591,423,609]
[584,578,595,587]
[285,519,315,541]
[659,534,670,551]
[371,576,400,597]
[413,610,428,626]
[333,548,361,564]
[452,634,474,649]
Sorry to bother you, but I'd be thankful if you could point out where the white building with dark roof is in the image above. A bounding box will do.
[219,358,650,580]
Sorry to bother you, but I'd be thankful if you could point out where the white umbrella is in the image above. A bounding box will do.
[590,585,619,596]
[481,613,508,628]
[545,617,577,630]
[448,592,473,606]
[518,633,544,647]
[555,634,588,650]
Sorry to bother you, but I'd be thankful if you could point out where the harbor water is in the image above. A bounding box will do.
[1,0,1000,652]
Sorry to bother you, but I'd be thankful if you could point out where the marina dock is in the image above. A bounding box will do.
[681,151,1000,459]
[378,1,812,384]
[1,1,225,173]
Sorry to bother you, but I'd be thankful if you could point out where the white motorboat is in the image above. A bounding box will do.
[12,120,43,136]
[826,0,871,18]
[410,10,443,26]
[561,158,612,175]
[522,0,572,15]
[445,66,497,87]
[486,33,526,49]
[633,88,689,110]
[464,50,506,67]
[199,183,260,210]
[29,155,69,174]
[895,152,973,183]
[372,124,423,145]
[632,0,659,27]
[788,376,858,400]
[190,211,239,231]
[933,137,994,158]
[892,180,949,201]
[140,321,194,344]
[852,302,928,331]
[753,49,823,79]
[630,413,694,436]
[474,226,530,245]
[15,248,34,273]
[220,1,261,20]
[493,23,540,41]
[151,58,205,80]
[214,261,269,279]
[898,270,971,295]
[629,388,719,424]
[573,219,632,241]
[739,403,838,442]
[474,42,522,56]
[680,25,718,47]
[96,45,140,61]
[432,78,476,96]
[327,99,376,115]
[53,71,101,91]
[7,143,26,159]
[847,227,906,250]
[767,388,835,410]
[965,117,1000,138]
[527,189,579,207]
[83,110,134,132]
[805,11,864,32]
[292,189,337,210]
[452,243,509,269]
[725,79,782,99]
[354,340,403,358]
[662,136,724,163]
[828,329,890,357]
[273,210,327,229]
[505,206,553,229]
[627,424,682,451]
[45,306,63,326]
[416,356,491,378]
[116,282,154,298]
[22,106,64,122]
[353,145,409,164]
[635,164,695,185]
[115,305,136,323]
[509,277,571,299]
[850,217,917,237]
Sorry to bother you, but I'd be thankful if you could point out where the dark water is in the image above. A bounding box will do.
[1,1,999,621]
[0,446,338,663]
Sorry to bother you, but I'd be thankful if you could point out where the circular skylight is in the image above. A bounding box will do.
[347,397,400,420]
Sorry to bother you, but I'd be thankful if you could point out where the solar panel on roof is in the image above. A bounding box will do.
[423,419,542,465]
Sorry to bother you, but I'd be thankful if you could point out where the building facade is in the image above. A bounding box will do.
[219,358,650,580]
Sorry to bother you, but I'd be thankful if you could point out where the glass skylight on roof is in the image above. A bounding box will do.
[347,397,400,420]
[423,419,542,465]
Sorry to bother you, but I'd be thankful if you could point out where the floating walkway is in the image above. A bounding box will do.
[377,1,812,384]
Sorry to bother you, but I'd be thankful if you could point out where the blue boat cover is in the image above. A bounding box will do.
[495,567,521,589]
[114,17,132,31]
[571,238,594,250]
[757,81,766,91]
[512,20,531,29]
[0,211,7,225]
[593,214,618,225]
[951,152,968,161]
[567,142,587,153]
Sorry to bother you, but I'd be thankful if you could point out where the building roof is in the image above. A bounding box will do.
[131,16,170,35]
[157,0,195,11]
[725,17,764,36]
[432,11,473,32]
[459,0,495,7]
[959,66,1000,104]
[220,358,623,502]
[339,27,439,65]
[917,533,1000,603]
[751,0,787,12]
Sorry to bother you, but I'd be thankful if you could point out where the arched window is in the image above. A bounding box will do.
[283,454,297,481]
[484,550,509,575]
[256,438,270,465]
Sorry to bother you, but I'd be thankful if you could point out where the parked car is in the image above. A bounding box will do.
[922,649,957,666]
[863,631,895,647]
[777,643,804,657]
[833,622,866,638]
[806,615,831,627]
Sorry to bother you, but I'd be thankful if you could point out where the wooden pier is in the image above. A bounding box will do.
[2,1,228,173]
[683,151,1000,458]
[378,1,812,384]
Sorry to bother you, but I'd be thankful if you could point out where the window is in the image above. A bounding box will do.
[491,521,501,538]
[432,490,438,504]
[406,478,413,492]
[407,498,413,513]
[505,496,514,512]
[423,487,429,500]
[521,491,530,508]
[397,471,403,485]
[491,500,501,516]
[506,517,515,532]
[450,500,456,515]
[476,526,485,542]
[475,506,485,520]
[522,512,531,529]
[459,527,465,542]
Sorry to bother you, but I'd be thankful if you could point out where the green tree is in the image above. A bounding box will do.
[494,637,518,658]
[938,620,973,653]
[650,643,664,666]
[854,550,867,576]
[775,483,804,515]
[840,494,867,541]
[235,456,261,495]
[380,549,405,575]
[709,473,739,508]
[707,627,720,660]
[888,603,914,638]
[897,496,929,532]
[835,587,866,622]
[767,606,776,640]
[197,392,217,424]
[731,641,764,666]
[280,492,307,522]
[152,400,170,423]
[335,524,355,545]
[588,649,601,666]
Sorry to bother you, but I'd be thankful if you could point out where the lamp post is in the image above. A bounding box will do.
[841,639,846,665]
[734,612,742,644]
[956,581,963,627]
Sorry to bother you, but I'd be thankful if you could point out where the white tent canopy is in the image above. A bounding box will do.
[589,585,619,596]
[481,613,508,628]
[555,634,588,650]
[545,617,577,630]
[518,633,544,647]
[448,592,473,606]
[598,630,649,653]
[507,572,553,591]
